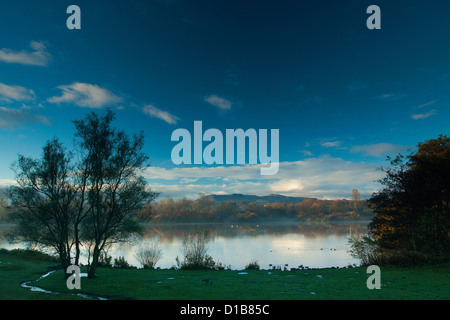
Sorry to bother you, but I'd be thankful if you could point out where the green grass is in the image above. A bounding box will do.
[1,249,449,300]
[0,249,83,300]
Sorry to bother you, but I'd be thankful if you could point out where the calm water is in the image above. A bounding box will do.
[0,221,368,270]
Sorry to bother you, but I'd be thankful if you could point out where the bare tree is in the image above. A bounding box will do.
[135,240,163,269]
[176,231,215,269]
[352,189,361,213]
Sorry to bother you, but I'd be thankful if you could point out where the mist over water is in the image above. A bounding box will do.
[105,221,368,270]
[0,221,368,270]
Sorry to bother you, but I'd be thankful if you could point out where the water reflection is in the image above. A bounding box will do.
[103,221,369,270]
[1,221,369,270]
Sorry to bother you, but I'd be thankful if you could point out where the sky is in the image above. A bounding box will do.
[0,0,449,200]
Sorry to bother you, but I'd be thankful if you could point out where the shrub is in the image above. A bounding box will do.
[366,249,432,267]
[348,233,378,266]
[113,256,134,269]
[0,248,59,262]
[348,233,442,266]
[98,252,113,268]
[245,259,260,270]
[176,231,217,270]
[135,241,163,269]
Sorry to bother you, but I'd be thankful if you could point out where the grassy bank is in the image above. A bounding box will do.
[0,249,449,300]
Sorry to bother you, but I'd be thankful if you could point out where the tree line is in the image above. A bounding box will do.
[149,192,373,223]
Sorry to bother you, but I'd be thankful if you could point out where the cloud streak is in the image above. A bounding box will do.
[204,94,232,110]
[0,106,50,130]
[0,41,51,66]
[411,109,436,120]
[350,143,410,157]
[318,138,343,148]
[142,105,180,124]
[0,83,35,102]
[48,82,123,109]
[416,100,436,109]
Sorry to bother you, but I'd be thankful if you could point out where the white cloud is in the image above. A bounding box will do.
[299,150,313,157]
[144,155,383,200]
[0,106,50,130]
[48,82,122,109]
[321,141,342,148]
[319,138,342,148]
[270,179,304,193]
[204,94,232,110]
[0,83,35,102]
[350,143,410,157]
[416,100,436,109]
[144,165,265,182]
[142,105,180,124]
[411,109,436,120]
[0,179,16,187]
[0,41,51,66]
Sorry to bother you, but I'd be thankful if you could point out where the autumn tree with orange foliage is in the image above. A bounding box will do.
[369,135,450,260]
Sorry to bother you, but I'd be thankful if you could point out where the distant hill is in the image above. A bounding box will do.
[202,193,314,204]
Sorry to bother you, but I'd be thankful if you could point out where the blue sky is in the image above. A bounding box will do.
[1,0,449,200]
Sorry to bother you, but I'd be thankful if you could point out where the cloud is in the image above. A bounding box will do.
[0,106,50,130]
[299,150,313,157]
[411,109,436,120]
[270,179,304,193]
[416,100,436,109]
[144,165,264,182]
[319,138,342,148]
[204,94,232,110]
[0,41,51,66]
[0,179,16,187]
[143,155,383,200]
[0,83,35,102]
[374,93,406,101]
[48,82,122,109]
[321,141,342,148]
[377,93,395,99]
[142,105,180,124]
[350,143,410,157]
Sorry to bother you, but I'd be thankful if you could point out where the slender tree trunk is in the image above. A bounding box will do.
[88,246,100,278]
[74,224,81,266]
[59,250,71,279]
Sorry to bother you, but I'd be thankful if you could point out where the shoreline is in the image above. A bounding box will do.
[1,249,449,300]
[1,219,372,228]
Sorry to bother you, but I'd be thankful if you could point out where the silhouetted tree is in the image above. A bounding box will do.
[369,135,450,258]
[8,138,77,274]
[7,110,158,278]
[73,110,158,278]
